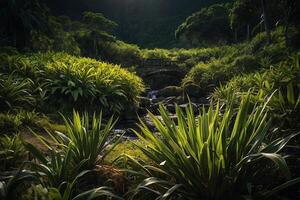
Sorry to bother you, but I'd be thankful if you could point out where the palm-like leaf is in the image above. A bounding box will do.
[130,93,296,199]
[35,111,121,170]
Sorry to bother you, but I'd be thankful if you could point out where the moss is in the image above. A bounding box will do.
[105,140,149,163]
[157,86,183,97]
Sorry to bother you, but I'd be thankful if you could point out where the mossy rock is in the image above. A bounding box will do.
[139,97,151,108]
[157,86,183,97]
[183,84,204,98]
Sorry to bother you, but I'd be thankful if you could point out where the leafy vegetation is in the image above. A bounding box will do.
[0,52,144,114]
[0,0,300,199]
[36,111,120,170]
[0,134,27,171]
[129,94,297,199]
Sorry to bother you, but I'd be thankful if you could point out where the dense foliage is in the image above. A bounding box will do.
[0,0,300,199]
[130,95,297,199]
[0,52,144,114]
[175,4,232,46]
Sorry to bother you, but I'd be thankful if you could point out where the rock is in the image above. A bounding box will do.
[179,103,198,113]
[142,114,157,131]
[176,96,186,104]
[183,84,204,98]
[164,96,178,104]
[166,104,176,113]
[137,107,148,115]
[198,97,209,104]
[139,96,151,108]
[157,86,183,98]
[149,103,160,115]
[122,106,138,120]
[152,97,165,104]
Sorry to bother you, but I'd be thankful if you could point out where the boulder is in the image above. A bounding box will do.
[139,96,151,108]
[179,103,198,114]
[157,86,183,98]
[183,84,203,98]
[166,104,176,114]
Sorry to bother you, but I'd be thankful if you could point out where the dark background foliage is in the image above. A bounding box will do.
[44,0,231,48]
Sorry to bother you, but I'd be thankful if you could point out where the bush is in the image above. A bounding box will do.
[0,52,145,114]
[0,134,27,171]
[182,59,229,88]
[35,111,121,170]
[231,54,261,73]
[212,54,300,129]
[100,40,142,67]
[130,94,295,199]
[0,114,21,135]
[0,74,36,111]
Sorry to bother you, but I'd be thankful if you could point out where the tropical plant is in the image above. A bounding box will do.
[24,182,122,200]
[0,74,36,111]
[0,168,38,200]
[23,143,122,200]
[0,134,27,171]
[0,113,21,135]
[269,83,300,128]
[0,52,144,113]
[45,63,98,106]
[129,93,297,199]
[24,142,82,188]
[35,111,121,170]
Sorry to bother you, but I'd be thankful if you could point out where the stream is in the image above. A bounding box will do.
[114,87,210,140]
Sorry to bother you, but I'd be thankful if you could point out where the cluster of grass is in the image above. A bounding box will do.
[213,54,300,129]
[126,95,300,199]
[1,111,124,200]
[101,38,235,71]
[0,52,144,114]
[2,95,299,200]
[181,27,294,91]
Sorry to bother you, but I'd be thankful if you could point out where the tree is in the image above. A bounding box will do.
[230,0,299,45]
[0,0,49,49]
[278,0,298,47]
[80,11,117,57]
[175,4,232,47]
[230,0,262,42]
[260,0,271,44]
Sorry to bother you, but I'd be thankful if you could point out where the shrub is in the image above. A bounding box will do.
[0,134,27,171]
[231,54,261,73]
[130,94,296,199]
[182,59,229,88]
[101,40,142,67]
[212,54,300,103]
[22,143,123,200]
[0,52,144,114]
[0,74,36,111]
[0,114,21,135]
[36,111,121,170]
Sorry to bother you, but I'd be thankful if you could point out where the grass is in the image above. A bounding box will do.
[0,52,145,114]
[129,93,297,199]
[105,140,149,164]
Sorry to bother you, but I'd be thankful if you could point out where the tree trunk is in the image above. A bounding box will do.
[93,39,98,57]
[284,20,289,47]
[234,28,238,43]
[246,24,250,41]
[261,0,271,44]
